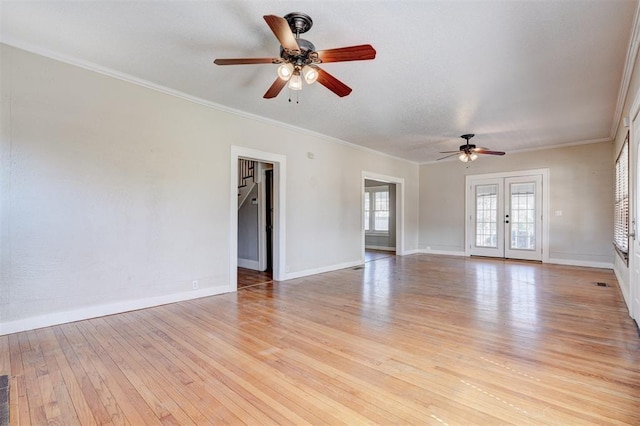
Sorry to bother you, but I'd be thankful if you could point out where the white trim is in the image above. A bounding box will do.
[418,249,467,257]
[627,84,640,321]
[419,137,612,165]
[548,258,613,270]
[237,258,260,270]
[402,249,422,255]
[257,165,267,272]
[614,266,632,308]
[284,260,363,280]
[0,286,226,336]
[464,169,550,263]
[231,147,286,291]
[2,40,617,166]
[365,245,396,251]
[611,2,640,140]
[362,172,406,257]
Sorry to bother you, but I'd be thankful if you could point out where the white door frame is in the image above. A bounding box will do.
[230,146,286,291]
[628,89,640,322]
[362,172,405,258]
[465,169,550,263]
[468,177,505,258]
[503,175,543,261]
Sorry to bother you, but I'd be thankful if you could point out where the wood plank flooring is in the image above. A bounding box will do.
[237,268,273,289]
[2,254,640,425]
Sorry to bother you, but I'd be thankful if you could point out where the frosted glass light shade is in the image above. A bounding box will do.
[302,65,319,84]
[288,74,302,90]
[277,63,294,80]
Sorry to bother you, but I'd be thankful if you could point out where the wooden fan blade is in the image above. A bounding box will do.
[437,153,460,161]
[315,44,377,63]
[316,67,352,97]
[263,15,300,54]
[475,149,506,156]
[263,77,287,99]
[439,150,463,154]
[214,58,278,65]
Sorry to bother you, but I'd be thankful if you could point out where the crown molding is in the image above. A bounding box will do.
[0,39,418,167]
[610,1,640,141]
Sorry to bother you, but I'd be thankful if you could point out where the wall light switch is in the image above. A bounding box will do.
[555,210,562,216]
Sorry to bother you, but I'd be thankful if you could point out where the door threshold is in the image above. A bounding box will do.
[470,255,542,264]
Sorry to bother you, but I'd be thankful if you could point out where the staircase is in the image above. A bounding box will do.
[238,159,257,208]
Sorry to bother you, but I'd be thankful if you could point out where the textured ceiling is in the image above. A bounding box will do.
[1,0,637,163]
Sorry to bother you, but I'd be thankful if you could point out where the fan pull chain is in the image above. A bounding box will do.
[287,89,300,104]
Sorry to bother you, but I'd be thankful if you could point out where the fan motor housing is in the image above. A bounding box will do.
[284,12,313,34]
[280,39,317,64]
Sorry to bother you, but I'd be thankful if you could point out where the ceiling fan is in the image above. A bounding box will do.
[213,12,376,99]
[437,134,506,162]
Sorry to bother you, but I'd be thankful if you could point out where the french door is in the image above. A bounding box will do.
[469,174,543,261]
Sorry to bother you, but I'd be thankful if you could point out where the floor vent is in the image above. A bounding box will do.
[595,282,609,287]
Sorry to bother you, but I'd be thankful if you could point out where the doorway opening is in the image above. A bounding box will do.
[364,178,397,261]
[230,147,286,291]
[465,170,549,262]
[362,172,405,263]
[237,160,274,289]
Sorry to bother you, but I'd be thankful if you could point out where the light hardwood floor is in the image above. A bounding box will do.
[1,254,639,425]
[237,268,273,289]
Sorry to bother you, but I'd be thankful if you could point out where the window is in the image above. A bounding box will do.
[614,133,629,262]
[510,182,536,250]
[475,184,498,248]
[364,186,389,233]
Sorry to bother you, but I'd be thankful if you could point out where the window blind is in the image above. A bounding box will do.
[614,136,629,257]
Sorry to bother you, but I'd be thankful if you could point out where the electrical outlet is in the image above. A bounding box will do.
[192,280,199,290]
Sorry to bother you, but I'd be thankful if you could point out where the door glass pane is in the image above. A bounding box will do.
[510,182,535,250]
[476,184,498,248]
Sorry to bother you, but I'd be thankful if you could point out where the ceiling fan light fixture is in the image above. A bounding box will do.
[277,63,294,80]
[302,65,319,84]
[288,73,303,90]
[459,153,470,162]
[470,153,478,161]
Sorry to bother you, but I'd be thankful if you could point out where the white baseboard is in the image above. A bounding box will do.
[548,258,613,269]
[613,266,631,310]
[399,248,421,255]
[414,250,614,269]
[365,245,396,251]
[0,285,228,336]
[238,258,260,270]
[284,260,363,280]
[418,248,467,257]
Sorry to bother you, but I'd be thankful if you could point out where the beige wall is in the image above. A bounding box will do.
[0,39,627,334]
[0,44,420,333]
[419,141,614,265]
